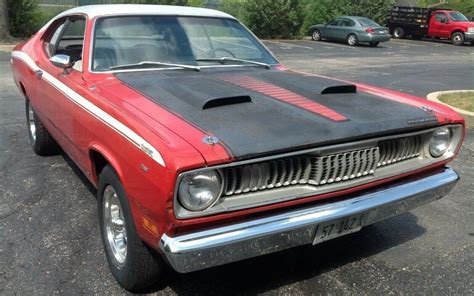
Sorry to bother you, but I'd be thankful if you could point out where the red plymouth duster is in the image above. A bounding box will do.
[11,4,464,292]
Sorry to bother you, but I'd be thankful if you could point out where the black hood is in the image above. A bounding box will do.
[116,68,438,160]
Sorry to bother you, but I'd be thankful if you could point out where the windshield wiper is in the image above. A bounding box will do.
[109,61,200,71]
[196,57,271,69]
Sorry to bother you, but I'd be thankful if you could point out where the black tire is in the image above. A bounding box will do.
[311,29,322,41]
[451,32,464,46]
[98,165,164,292]
[392,27,405,39]
[347,34,358,46]
[369,41,380,47]
[25,99,60,156]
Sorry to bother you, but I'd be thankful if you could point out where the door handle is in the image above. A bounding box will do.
[34,69,43,79]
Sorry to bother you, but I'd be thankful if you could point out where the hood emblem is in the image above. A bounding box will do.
[420,106,433,113]
[202,135,220,145]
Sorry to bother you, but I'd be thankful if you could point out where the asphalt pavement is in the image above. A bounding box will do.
[0,38,473,295]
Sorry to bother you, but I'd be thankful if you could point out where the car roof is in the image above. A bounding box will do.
[57,4,234,19]
[39,4,235,31]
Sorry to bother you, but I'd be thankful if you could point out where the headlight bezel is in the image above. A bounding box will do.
[429,127,452,158]
[177,169,224,212]
[467,27,474,33]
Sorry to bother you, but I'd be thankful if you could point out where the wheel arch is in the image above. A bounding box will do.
[451,29,464,38]
[89,144,125,187]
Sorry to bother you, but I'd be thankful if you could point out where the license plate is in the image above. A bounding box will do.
[313,213,367,245]
[379,30,386,34]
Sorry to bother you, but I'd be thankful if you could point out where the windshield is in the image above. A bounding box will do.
[449,12,468,21]
[92,16,278,71]
[357,18,381,27]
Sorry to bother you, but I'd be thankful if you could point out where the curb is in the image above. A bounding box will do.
[427,90,474,117]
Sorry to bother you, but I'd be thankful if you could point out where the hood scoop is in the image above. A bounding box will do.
[321,84,357,95]
[202,95,252,109]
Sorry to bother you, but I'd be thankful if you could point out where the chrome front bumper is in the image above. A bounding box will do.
[160,167,459,273]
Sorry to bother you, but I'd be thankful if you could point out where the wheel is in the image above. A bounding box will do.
[25,99,60,156]
[98,166,164,292]
[311,29,322,41]
[369,42,380,47]
[392,27,405,39]
[451,32,464,46]
[347,34,358,46]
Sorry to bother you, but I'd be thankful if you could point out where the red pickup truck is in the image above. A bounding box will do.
[387,6,474,46]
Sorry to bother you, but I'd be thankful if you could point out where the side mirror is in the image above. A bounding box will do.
[50,54,73,73]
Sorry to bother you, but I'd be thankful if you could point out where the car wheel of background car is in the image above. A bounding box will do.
[25,99,60,156]
[98,165,164,292]
[347,34,358,46]
[392,27,405,39]
[369,42,380,47]
[311,29,322,41]
[451,32,464,46]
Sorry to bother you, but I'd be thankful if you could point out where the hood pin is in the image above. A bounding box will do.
[202,135,220,145]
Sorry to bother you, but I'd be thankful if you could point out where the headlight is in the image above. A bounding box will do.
[429,127,451,158]
[468,27,474,33]
[178,170,223,211]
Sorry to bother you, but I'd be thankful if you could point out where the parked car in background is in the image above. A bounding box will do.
[11,4,465,292]
[309,16,391,46]
[387,6,474,45]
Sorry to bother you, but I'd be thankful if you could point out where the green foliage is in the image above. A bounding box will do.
[243,0,304,39]
[218,0,245,19]
[8,0,42,38]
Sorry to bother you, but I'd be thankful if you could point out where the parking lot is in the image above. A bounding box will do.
[1,38,473,295]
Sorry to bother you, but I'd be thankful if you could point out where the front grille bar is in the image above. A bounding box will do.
[223,135,422,197]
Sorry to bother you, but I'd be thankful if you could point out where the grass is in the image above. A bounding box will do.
[439,92,474,112]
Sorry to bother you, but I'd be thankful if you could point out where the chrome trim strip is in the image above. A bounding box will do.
[11,50,166,167]
[161,167,459,273]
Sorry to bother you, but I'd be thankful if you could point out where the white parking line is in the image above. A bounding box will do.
[263,40,313,49]
[389,40,427,48]
[290,39,362,49]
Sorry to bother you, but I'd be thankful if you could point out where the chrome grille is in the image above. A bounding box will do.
[223,147,380,196]
[378,135,422,167]
[223,135,424,197]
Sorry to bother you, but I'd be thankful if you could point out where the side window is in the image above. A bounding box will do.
[327,19,340,26]
[43,17,86,71]
[340,19,354,27]
[44,21,66,57]
[435,13,448,23]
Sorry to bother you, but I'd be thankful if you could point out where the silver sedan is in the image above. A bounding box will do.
[309,16,391,47]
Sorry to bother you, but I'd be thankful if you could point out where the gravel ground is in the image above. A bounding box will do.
[0,38,473,295]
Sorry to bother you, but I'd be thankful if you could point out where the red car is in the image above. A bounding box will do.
[11,4,465,292]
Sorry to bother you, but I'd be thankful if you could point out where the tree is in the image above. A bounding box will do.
[243,0,304,39]
[0,0,11,40]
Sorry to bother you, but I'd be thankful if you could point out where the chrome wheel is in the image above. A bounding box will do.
[312,30,321,41]
[28,103,36,142]
[104,185,127,268]
[348,35,357,46]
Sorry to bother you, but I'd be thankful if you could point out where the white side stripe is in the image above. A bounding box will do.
[11,51,166,167]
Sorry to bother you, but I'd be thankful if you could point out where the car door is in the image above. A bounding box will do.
[34,16,89,168]
[430,12,450,38]
[324,18,341,40]
[338,18,355,40]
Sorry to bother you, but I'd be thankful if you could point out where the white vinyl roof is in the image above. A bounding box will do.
[39,4,235,31]
[57,4,234,19]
